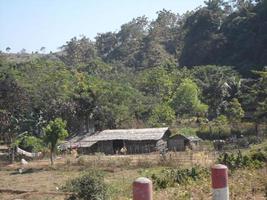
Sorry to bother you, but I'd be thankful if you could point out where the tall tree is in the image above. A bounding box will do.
[43,118,68,165]
[171,78,208,117]
[219,0,267,75]
[95,32,117,61]
[5,47,11,53]
[179,0,228,67]
[110,16,148,68]
[59,36,97,67]
[140,10,180,68]
[192,65,240,118]
[225,98,245,122]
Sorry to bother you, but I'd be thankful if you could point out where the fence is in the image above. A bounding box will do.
[74,150,218,168]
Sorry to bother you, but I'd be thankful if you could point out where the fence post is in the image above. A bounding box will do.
[211,164,229,200]
[133,177,153,200]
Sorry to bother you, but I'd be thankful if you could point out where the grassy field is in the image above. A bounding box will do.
[0,150,266,200]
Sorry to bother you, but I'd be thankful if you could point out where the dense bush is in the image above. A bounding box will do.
[148,166,208,190]
[62,170,107,200]
[197,120,264,144]
[16,135,44,152]
[217,151,264,170]
[250,151,267,162]
[197,124,231,140]
[247,136,263,145]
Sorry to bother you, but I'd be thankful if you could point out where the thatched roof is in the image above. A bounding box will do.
[59,132,96,149]
[60,141,97,149]
[82,127,170,142]
[60,127,170,149]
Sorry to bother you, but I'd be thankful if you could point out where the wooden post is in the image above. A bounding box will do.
[133,177,153,200]
[211,164,229,200]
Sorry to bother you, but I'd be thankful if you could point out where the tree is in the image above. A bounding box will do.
[219,0,267,75]
[136,66,174,101]
[95,32,117,61]
[171,78,208,117]
[0,61,32,162]
[252,68,267,133]
[20,48,26,54]
[108,16,148,68]
[192,65,240,118]
[6,47,11,53]
[179,1,227,67]
[225,98,244,122]
[59,36,97,67]
[43,118,68,165]
[40,47,46,53]
[13,59,76,121]
[148,103,175,127]
[140,10,181,68]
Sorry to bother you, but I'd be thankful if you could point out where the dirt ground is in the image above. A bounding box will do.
[0,154,266,200]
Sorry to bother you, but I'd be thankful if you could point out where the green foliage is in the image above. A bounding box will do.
[59,36,97,66]
[16,134,44,152]
[1,0,267,139]
[148,103,175,127]
[43,118,68,148]
[136,66,174,101]
[197,115,231,140]
[178,127,197,136]
[250,150,267,162]
[197,124,231,140]
[192,65,240,118]
[172,78,208,117]
[253,69,267,123]
[217,150,264,170]
[43,118,68,164]
[62,170,107,200]
[225,98,244,122]
[146,166,208,190]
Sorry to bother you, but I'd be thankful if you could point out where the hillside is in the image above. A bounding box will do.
[0,0,266,142]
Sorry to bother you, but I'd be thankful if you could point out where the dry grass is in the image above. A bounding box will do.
[0,152,266,200]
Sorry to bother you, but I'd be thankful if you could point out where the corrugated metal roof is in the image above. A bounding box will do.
[82,127,170,142]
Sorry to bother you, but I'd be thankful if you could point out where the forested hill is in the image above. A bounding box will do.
[0,0,267,137]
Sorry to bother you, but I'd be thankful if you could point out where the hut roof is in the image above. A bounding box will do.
[82,127,170,142]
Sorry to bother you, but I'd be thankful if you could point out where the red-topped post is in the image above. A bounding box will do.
[133,177,153,200]
[211,164,229,200]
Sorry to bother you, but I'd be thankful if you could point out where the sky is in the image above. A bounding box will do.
[0,0,204,53]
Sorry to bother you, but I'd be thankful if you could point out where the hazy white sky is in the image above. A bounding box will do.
[0,0,204,53]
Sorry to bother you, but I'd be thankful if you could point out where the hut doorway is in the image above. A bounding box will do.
[113,140,124,153]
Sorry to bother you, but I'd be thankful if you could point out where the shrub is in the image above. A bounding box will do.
[247,136,262,145]
[77,156,87,166]
[217,151,264,170]
[16,135,44,152]
[149,166,208,190]
[197,124,231,140]
[196,124,211,140]
[250,151,267,162]
[236,138,249,148]
[62,170,107,200]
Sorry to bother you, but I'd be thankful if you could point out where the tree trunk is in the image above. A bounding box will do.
[11,147,15,163]
[9,136,15,164]
[50,148,54,165]
[255,122,259,136]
